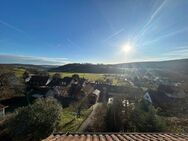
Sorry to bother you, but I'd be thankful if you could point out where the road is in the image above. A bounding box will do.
[78,103,103,132]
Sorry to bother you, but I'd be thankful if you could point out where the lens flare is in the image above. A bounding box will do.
[121,42,133,53]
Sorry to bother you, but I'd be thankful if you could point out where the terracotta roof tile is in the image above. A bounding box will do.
[43,133,188,141]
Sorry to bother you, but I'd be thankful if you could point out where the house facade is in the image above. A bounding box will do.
[0,104,8,117]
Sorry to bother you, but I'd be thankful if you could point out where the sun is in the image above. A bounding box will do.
[121,42,133,53]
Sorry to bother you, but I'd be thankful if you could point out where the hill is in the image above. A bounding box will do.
[0,64,56,72]
[49,59,188,74]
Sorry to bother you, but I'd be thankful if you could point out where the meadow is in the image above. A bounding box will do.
[12,67,105,82]
[12,67,131,86]
[49,72,105,82]
[57,107,92,132]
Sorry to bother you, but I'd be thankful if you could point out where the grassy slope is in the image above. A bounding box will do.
[56,107,92,132]
[12,68,26,77]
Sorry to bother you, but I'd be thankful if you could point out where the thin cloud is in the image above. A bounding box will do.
[103,28,125,42]
[142,27,188,46]
[67,38,80,48]
[163,47,188,58]
[140,47,188,62]
[147,0,167,26]
[0,54,71,65]
[107,45,188,64]
[0,20,25,34]
[134,0,167,42]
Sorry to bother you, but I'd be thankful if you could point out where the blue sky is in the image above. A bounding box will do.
[0,0,188,65]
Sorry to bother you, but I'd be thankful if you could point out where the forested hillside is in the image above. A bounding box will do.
[50,59,188,74]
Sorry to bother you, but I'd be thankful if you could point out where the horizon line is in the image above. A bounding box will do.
[0,57,187,66]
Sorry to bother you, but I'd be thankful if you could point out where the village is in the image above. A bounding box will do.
[1,67,187,134]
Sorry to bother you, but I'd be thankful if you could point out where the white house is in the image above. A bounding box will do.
[143,92,152,103]
[0,104,8,117]
[93,89,100,97]
[92,89,101,102]
[108,97,114,105]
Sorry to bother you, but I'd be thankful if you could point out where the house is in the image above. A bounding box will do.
[108,97,114,104]
[64,76,86,87]
[62,77,73,86]
[47,78,64,87]
[46,87,68,97]
[79,78,87,87]
[45,89,54,97]
[27,75,50,87]
[143,92,152,103]
[107,85,141,100]
[93,89,100,98]
[88,89,101,105]
[82,83,94,95]
[0,104,8,117]
[144,89,177,107]
[25,76,31,82]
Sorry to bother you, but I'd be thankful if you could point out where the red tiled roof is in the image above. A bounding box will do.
[43,133,188,141]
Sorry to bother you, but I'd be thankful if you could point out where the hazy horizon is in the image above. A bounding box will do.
[0,56,187,66]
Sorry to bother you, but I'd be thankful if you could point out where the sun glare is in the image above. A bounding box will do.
[121,42,133,54]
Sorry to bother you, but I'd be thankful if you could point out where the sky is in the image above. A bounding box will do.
[0,0,188,65]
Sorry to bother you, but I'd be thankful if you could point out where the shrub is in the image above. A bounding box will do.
[131,100,167,132]
[7,98,62,141]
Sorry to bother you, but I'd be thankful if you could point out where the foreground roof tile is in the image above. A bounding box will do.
[43,133,188,141]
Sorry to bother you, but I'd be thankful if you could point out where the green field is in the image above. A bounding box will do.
[12,68,124,85]
[13,68,26,78]
[56,107,92,132]
[49,72,128,85]
[49,72,106,82]
[12,68,105,82]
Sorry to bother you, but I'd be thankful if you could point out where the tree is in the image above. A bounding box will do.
[23,71,30,80]
[105,98,166,132]
[7,98,62,141]
[105,78,112,85]
[0,72,23,99]
[52,73,61,79]
[131,100,166,132]
[72,74,79,80]
[105,97,133,132]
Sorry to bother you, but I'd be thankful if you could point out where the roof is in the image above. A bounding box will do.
[148,90,171,104]
[28,75,49,86]
[43,133,188,141]
[92,89,100,96]
[47,78,63,87]
[62,77,73,86]
[82,83,94,95]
